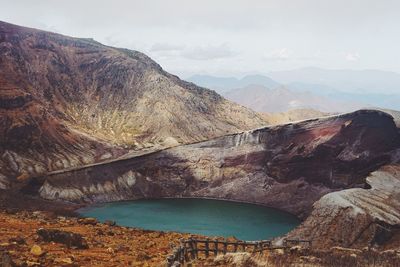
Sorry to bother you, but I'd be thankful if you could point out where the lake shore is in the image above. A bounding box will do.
[78,198,300,241]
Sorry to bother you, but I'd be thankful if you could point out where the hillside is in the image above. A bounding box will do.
[0,21,268,184]
[260,108,331,125]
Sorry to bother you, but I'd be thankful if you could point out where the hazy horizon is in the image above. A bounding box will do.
[186,67,400,79]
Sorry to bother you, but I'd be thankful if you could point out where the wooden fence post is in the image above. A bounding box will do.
[189,239,196,259]
[214,239,218,256]
[166,255,174,267]
[179,246,184,264]
[173,248,178,261]
[165,237,312,264]
[205,238,210,258]
[223,240,228,254]
[184,244,190,262]
[194,240,198,258]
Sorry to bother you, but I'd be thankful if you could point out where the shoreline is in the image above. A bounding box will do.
[75,196,302,220]
[76,197,301,242]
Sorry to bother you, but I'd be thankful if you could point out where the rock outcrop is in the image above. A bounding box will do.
[0,21,268,184]
[39,110,400,223]
[37,228,88,249]
[286,164,400,248]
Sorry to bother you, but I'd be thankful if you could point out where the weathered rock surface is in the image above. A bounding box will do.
[0,76,125,188]
[0,21,267,185]
[286,164,400,248]
[39,110,400,223]
[37,228,88,249]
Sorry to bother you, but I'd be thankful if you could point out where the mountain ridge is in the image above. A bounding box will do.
[187,72,400,111]
[0,20,268,183]
[223,84,359,113]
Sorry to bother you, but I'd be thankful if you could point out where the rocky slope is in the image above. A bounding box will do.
[0,21,268,185]
[286,164,400,248]
[37,110,400,248]
[0,211,191,266]
[260,108,331,125]
[0,76,126,189]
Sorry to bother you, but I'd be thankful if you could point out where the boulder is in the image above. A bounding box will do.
[78,218,98,225]
[37,228,88,249]
[8,236,26,245]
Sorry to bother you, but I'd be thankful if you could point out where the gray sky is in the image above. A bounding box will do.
[1,0,399,78]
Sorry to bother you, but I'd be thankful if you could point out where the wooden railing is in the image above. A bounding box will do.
[166,238,311,266]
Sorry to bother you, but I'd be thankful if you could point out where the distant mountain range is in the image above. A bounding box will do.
[269,67,400,94]
[223,85,360,113]
[188,74,280,93]
[187,68,400,112]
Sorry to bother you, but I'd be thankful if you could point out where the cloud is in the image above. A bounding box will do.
[263,48,293,61]
[263,48,322,62]
[345,52,360,62]
[181,44,238,60]
[150,43,185,52]
[3,0,398,74]
[148,43,238,61]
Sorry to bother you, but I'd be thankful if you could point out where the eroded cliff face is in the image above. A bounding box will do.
[39,110,400,222]
[287,164,400,248]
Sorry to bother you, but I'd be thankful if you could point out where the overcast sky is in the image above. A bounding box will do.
[1,0,399,78]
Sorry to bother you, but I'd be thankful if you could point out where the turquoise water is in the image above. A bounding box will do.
[79,198,300,241]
